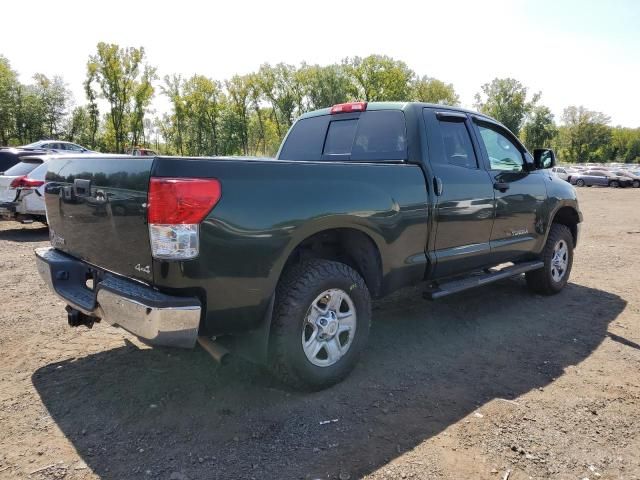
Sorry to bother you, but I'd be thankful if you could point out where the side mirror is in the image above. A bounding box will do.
[533,149,556,169]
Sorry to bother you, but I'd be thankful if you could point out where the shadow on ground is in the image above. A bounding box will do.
[32,278,625,479]
[0,225,48,242]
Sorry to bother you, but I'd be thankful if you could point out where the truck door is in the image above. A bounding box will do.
[471,118,547,265]
[423,108,496,278]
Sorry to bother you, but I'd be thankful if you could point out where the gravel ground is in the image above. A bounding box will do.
[0,187,639,480]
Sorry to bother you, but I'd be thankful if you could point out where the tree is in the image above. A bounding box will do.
[343,55,414,102]
[83,70,100,148]
[226,75,251,155]
[182,74,223,155]
[474,78,539,134]
[87,43,149,152]
[296,63,352,110]
[33,74,71,138]
[521,105,557,150]
[609,127,640,163]
[554,106,611,163]
[65,106,93,145]
[0,55,19,145]
[411,76,459,105]
[161,74,185,155]
[257,63,301,137]
[130,65,156,147]
[14,84,46,143]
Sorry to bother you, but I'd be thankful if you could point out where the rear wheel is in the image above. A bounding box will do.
[575,179,585,187]
[526,224,574,295]
[609,180,620,188]
[632,180,640,188]
[269,259,371,390]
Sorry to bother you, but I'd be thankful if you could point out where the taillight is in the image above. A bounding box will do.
[9,176,45,189]
[330,102,367,114]
[147,177,221,260]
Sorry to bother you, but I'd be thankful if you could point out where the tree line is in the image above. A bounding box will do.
[0,44,638,163]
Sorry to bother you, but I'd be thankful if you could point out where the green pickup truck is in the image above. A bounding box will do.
[35,102,582,390]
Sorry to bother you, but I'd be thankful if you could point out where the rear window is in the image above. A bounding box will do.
[279,110,407,161]
[324,120,358,156]
[4,161,41,176]
[28,162,49,180]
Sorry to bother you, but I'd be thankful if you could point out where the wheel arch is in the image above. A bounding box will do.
[280,227,384,298]
[550,205,581,247]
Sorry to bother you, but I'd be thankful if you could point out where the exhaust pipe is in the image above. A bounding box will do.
[197,336,230,365]
[66,305,97,328]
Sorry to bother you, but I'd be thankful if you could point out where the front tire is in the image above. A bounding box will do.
[526,224,574,295]
[575,179,585,187]
[269,259,371,390]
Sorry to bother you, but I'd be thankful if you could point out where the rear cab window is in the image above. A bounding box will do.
[279,110,407,162]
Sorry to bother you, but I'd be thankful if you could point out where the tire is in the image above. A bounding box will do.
[632,180,640,188]
[575,179,585,187]
[609,180,620,188]
[526,224,574,295]
[269,259,371,390]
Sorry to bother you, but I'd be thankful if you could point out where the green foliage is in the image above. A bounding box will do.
[608,127,640,164]
[297,64,351,110]
[553,106,611,163]
[2,47,638,165]
[86,43,151,152]
[343,55,414,102]
[33,74,71,138]
[65,106,93,146]
[474,78,540,135]
[522,105,557,150]
[411,76,459,105]
[0,55,19,145]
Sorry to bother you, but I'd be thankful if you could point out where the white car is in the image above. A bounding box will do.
[551,166,570,181]
[0,157,49,224]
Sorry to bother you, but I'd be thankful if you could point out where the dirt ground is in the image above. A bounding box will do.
[0,187,639,480]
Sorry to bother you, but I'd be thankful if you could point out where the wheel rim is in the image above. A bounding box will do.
[301,288,357,367]
[551,239,569,282]
[576,180,584,186]
[633,181,640,188]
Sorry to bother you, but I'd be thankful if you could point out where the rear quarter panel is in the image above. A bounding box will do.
[151,158,429,335]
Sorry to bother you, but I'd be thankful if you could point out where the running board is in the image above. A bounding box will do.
[424,260,544,300]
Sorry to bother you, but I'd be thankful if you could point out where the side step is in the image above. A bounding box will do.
[424,260,544,300]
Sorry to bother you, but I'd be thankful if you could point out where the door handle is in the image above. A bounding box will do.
[493,182,510,192]
[433,177,443,196]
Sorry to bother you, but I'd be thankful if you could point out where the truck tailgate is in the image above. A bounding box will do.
[44,156,154,282]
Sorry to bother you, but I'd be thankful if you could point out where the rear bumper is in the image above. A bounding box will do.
[35,247,201,348]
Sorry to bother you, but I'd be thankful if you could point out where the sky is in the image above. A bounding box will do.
[1,0,639,127]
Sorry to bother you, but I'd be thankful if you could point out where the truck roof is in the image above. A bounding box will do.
[298,101,500,126]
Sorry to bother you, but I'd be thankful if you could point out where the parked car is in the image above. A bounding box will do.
[611,170,640,188]
[35,102,582,390]
[551,167,569,182]
[570,170,632,188]
[125,147,157,156]
[0,141,95,173]
[0,156,49,223]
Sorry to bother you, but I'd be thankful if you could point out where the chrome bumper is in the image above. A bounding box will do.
[35,247,201,348]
